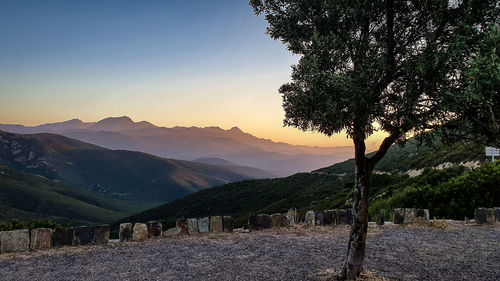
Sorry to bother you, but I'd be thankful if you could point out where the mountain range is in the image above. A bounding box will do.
[0,130,273,206]
[0,116,353,176]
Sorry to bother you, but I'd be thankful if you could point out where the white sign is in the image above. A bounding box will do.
[485,146,500,156]
[485,146,499,162]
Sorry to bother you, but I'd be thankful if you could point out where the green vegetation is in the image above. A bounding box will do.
[369,162,500,221]
[122,172,352,228]
[0,166,148,225]
[0,219,61,231]
[124,141,498,229]
[317,139,484,174]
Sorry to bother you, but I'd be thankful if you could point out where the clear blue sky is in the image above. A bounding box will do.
[0,0,384,148]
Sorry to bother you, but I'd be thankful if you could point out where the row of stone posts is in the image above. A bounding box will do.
[118,216,235,241]
[0,225,110,254]
[247,209,355,229]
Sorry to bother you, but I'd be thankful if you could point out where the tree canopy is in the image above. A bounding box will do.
[251,0,499,146]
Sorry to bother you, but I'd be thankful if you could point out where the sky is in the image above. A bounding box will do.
[0,0,386,149]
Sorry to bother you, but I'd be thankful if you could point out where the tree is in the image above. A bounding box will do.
[249,0,499,279]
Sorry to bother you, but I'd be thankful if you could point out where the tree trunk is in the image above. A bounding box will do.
[341,139,372,280]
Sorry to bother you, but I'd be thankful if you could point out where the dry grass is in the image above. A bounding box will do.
[406,218,449,230]
[266,223,350,236]
[315,268,388,281]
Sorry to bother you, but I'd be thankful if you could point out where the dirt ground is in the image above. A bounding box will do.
[0,223,498,281]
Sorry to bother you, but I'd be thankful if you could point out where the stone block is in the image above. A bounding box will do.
[474,208,495,224]
[280,213,290,227]
[270,213,282,228]
[223,216,234,233]
[323,210,335,225]
[249,215,259,229]
[257,214,271,229]
[404,208,416,224]
[30,228,52,250]
[393,208,405,224]
[210,216,223,233]
[315,212,325,226]
[74,226,94,246]
[284,210,297,225]
[198,217,210,233]
[0,229,29,253]
[176,219,189,235]
[305,211,315,227]
[336,209,353,225]
[52,227,75,247]
[416,209,429,221]
[163,227,180,237]
[119,223,133,242]
[147,221,162,239]
[494,207,500,222]
[93,225,110,245]
[187,219,199,235]
[376,210,385,226]
[133,223,148,241]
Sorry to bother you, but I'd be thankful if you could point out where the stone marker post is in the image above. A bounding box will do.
[393,209,405,224]
[257,214,271,229]
[93,225,110,245]
[376,210,385,226]
[323,210,335,225]
[176,219,189,235]
[30,228,52,250]
[119,223,133,242]
[315,212,325,226]
[74,226,94,246]
[198,217,210,233]
[147,221,163,239]
[223,216,234,233]
[133,223,148,241]
[0,229,29,253]
[52,227,75,247]
[270,214,282,228]
[210,216,223,233]
[305,211,315,227]
[187,219,199,235]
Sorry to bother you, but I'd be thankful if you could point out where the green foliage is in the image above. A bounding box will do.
[369,162,500,220]
[453,26,500,146]
[251,0,499,142]
[0,219,61,231]
[317,138,485,174]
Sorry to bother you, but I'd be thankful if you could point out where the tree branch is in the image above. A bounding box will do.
[369,133,400,165]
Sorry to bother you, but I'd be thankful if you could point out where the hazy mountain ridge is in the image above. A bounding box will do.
[0,130,273,204]
[0,116,353,176]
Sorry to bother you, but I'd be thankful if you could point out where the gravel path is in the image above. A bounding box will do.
[0,224,498,281]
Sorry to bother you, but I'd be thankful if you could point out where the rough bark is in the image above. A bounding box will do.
[341,134,397,280]
[341,137,372,280]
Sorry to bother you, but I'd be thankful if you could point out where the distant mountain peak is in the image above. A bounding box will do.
[229,126,242,132]
[88,116,156,132]
[97,116,133,123]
